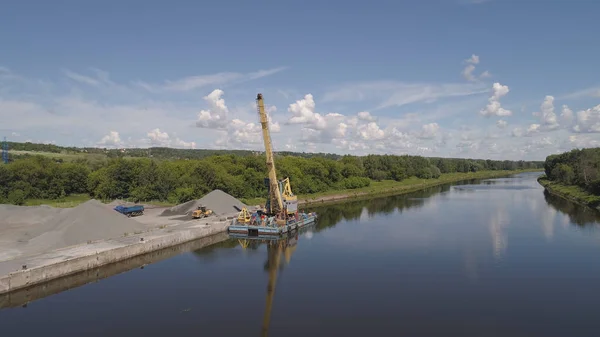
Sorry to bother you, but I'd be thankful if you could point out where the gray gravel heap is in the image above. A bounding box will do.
[160,189,247,216]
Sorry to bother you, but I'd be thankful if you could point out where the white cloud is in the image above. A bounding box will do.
[322,81,488,110]
[462,54,491,82]
[462,54,479,81]
[560,86,600,100]
[479,82,512,117]
[356,122,385,140]
[418,123,440,139]
[145,128,196,149]
[196,89,229,129]
[357,111,375,121]
[496,120,508,129]
[98,131,123,148]
[137,67,286,92]
[532,95,559,130]
[573,104,600,133]
[561,105,574,123]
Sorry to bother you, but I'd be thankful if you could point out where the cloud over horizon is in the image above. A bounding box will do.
[1,53,599,161]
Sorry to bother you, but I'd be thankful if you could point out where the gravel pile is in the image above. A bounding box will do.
[106,199,137,207]
[25,199,149,255]
[160,189,247,217]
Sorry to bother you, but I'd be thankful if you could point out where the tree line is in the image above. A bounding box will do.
[543,147,600,194]
[0,147,543,206]
[5,141,343,160]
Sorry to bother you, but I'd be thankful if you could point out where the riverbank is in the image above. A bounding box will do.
[537,176,600,211]
[242,169,542,207]
[0,218,231,295]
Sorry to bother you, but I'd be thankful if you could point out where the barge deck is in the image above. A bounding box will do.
[228,212,318,237]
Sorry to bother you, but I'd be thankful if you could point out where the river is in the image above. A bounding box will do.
[2,171,600,336]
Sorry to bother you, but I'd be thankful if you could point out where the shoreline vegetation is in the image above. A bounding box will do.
[26,169,541,209]
[537,147,600,212]
[2,141,545,209]
[537,176,600,211]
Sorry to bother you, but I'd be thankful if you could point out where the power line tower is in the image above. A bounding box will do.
[2,137,8,164]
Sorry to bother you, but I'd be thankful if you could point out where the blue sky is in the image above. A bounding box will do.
[1,0,599,160]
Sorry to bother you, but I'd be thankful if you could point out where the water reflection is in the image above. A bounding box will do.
[489,207,509,259]
[231,230,306,337]
[310,183,452,230]
[543,190,600,227]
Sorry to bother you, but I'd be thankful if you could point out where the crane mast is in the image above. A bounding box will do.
[256,93,284,216]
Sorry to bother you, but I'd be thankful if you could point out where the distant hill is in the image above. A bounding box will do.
[2,141,544,165]
[3,141,343,161]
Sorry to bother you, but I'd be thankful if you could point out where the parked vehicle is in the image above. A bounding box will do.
[114,205,144,217]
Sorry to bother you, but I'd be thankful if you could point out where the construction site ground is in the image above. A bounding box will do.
[0,189,255,295]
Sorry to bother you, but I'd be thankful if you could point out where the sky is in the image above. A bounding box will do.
[1,0,599,161]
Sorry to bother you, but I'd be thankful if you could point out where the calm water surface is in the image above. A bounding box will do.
[2,172,600,336]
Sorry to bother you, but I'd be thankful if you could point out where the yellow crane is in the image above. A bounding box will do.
[256,93,299,219]
[257,93,284,217]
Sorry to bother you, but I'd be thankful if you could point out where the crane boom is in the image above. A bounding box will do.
[257,93,284,215]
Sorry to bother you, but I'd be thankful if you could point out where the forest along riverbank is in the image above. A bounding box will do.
[536,147,600,212]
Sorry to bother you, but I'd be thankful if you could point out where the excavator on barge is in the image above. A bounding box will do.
[228,93,317,237]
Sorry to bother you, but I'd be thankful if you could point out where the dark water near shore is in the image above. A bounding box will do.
[2,172,600,336]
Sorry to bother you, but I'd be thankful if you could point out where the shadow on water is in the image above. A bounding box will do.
[543,190,600,227]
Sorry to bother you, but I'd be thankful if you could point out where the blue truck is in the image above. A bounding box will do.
[114,205,145,217]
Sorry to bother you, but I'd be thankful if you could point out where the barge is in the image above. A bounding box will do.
[229,93,318,238]
[228,210,318,237]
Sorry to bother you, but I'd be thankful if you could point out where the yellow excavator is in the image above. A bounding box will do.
[191,205,213,219]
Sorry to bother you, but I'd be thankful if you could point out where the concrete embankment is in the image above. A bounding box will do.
[0,219,231,295]
[0,231,230,309]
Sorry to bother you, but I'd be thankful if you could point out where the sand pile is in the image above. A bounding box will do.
[25,199,149,255]
[160,189,247,217]
[0,204,61,227]
[106,199,137,208]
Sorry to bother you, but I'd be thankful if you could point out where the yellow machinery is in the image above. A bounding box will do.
[237,207,251,224]
[256,93,284,217]
[256,93,299,220]
[191,205,213,219]
[280,177,298,215]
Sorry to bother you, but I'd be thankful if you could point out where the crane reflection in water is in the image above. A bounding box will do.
[233,228,307,337]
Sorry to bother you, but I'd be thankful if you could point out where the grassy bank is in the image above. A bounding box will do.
[242,169,542,206]
[537,176,600,210]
